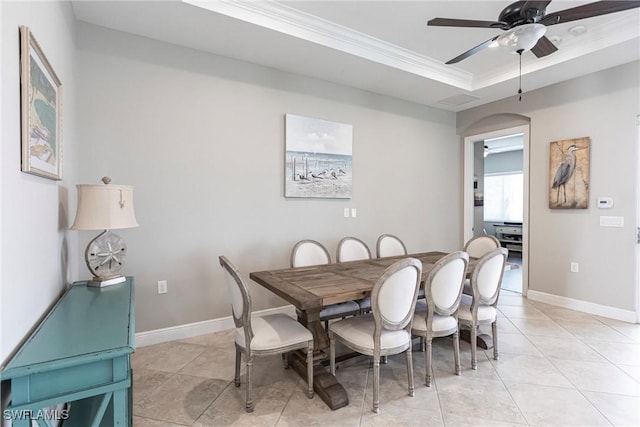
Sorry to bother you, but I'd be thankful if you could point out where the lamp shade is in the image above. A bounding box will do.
[71,181,139,231]
[496,23,546,52]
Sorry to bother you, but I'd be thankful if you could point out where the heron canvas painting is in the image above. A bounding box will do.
[549,137,590,209]
[285,114,352,199]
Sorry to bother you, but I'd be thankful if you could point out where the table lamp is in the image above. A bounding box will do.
[71,176,139,287]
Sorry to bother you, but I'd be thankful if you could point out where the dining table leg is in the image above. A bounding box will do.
[290,308,349,410]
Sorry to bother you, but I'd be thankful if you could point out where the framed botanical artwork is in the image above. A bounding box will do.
[285,114,353,199]
[549,137,590,209]
[20,26,63,180]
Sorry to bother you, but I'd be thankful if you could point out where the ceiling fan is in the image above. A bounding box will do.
[428,0,640,64]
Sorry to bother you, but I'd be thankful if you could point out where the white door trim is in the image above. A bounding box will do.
[463,124,530,296]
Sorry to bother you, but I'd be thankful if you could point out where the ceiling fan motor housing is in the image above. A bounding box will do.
[499,1,547,28]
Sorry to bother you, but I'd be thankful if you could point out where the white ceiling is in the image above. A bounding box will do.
[71,0,640,112]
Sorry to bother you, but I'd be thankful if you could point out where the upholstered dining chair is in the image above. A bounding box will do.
[411,251,469,387]
[329,258,422,414]
[219,256,314,412]
[291,240,360,329]
[463,235,501,258]
[336,236,372,262]
[462,235,501,295]
[337,236,374,314]
[458,247,508,370]
[376,234,408,258]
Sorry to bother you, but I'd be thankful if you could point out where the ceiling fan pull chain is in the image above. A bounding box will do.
[517,49,523,101]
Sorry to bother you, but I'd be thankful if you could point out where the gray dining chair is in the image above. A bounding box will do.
[411,251,468,386]
[329,258,422,413]
[337,236,373,314]
[462,235,501,295]
[291,240,360,329]
[219,256,314,412]
[463,235,501,258]
[458,248,508,369]
[376,234,408,258]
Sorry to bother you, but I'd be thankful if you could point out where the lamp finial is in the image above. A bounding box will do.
[101,176,111,185]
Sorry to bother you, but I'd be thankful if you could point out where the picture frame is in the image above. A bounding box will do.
[20,26,63,180]
[285,114,353,199]
[549,137,590,209]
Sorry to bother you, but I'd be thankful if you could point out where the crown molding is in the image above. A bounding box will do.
[183,0,473,90]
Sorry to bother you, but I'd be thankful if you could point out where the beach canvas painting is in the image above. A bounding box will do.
[285,114,353,199]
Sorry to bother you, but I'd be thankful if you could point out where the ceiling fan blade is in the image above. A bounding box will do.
[531,35,558,58]
[540,0,640,26]
[428,17,507,29]
[445,35,500,64]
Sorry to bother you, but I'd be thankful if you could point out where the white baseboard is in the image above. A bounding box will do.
[135,305,297,347]
[527,290,637,323]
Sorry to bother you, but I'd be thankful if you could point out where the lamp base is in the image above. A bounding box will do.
[87,275,126,288]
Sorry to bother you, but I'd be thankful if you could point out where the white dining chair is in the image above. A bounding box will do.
[458,248,508,370]
[219,256,314,412]
[462,235,502,295]
[411,251,468,386]
[463,235,501,258]
[291,240,360,328]
[329,258,422,414]
[337,237,373,313]
[376,234,408,258]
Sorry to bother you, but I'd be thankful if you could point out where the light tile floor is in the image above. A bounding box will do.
[132,291,640,426]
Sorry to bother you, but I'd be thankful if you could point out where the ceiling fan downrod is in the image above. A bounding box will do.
[517,49,523,101]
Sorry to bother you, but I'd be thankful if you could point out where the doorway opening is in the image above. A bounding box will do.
[464,125,529,295]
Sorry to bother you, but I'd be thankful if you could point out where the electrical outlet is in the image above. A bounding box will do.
[570,262,579,273]
[157,280,168,294]
[351,208,357,218]
[343,208,350,218]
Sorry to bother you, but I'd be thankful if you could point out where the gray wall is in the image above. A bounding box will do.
[1,1,80,363]
[458,61,639,312]
[76,23,461,332]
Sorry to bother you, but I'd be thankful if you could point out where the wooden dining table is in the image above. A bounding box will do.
[249,251,472,410]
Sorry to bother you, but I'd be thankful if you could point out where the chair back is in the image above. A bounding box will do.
[372,258,422,333]
[337,236,372,262]
[291,239,331,267]
[470,248,508,306]
[426,251,469,316]
[376,234,408,258]
[219,256,253,342]
[463,235,500,258]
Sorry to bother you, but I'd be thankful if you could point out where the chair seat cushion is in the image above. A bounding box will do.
[320,301,360,319]
[458,294,497,322]
[329,314,411,353]
[235,313,312,351]
[412,307,458,335]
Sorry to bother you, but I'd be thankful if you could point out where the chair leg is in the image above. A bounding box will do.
[425,338,432,387]
[420,337,426,352]
[470,325,478,370]
[245,356,254,412]
[492,320,499,361]
[372,355,380,414]
[329,331,336,376]
[234,346,241,387]
[406,347,415,397]
[453,330,461,376]
[306,341,314,399]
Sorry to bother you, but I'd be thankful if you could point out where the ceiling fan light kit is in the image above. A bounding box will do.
[496,23,546,53]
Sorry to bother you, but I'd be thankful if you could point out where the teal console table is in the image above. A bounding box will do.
[1,278,135,426]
